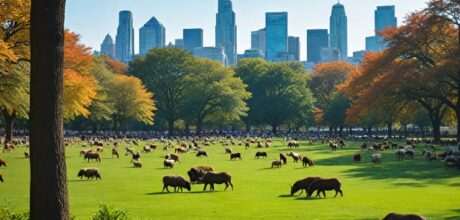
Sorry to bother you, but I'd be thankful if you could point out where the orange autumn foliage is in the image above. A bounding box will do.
[102,55,127,74]
[63,30,97,120]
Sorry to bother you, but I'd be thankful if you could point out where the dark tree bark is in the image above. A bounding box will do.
[30,0,69,219]
[2,110,16,143]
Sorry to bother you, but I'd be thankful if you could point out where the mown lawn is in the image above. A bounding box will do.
[0,139,459,219]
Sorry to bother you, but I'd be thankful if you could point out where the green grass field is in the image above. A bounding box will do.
[0,140,459,219]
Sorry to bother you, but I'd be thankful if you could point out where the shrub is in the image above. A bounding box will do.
[92,204,129,220]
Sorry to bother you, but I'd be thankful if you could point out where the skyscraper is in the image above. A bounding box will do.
[365,36,380,52]
[100,34,115,58]
[215,0,237,65]
[365,6,397,52]
[175,39,184,49]
[288,36,300,61]
[265,12,288,62]
[139,16,165,55]
[329,3,347,61]
[115,10,134,64]
[307,29,329,63]
[251,28,266,55]
[375,6,397,33]
[183,28,203,53]
[194,47,228,66]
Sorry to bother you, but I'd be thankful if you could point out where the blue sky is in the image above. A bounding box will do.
[65,0,428,60]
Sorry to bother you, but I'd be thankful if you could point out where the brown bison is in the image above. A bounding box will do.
[271,160,282,168]
[165,154,180,163]
[196,150,208,157]
[255,151,267,159]
[230,153,242,160]
[200,172,233,191]
[188,166,215,183]
[112,149,119,158]
[77,168,101,180]
[382,213,426,220]
[307,178,343,198]
[353,153,361,163]
[280,153,287,165]
[302,156,314,167]
[84,152,101,162]
[290,177,321,196]
[0,158,7,167]
[162,175,191,192]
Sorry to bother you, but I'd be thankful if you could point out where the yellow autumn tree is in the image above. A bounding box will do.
[110,75,155,129]
[63,30,98,120]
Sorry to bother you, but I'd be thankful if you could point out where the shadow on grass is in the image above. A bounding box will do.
[145,191,190,195]
[277,194,293,198]
[444,209,460,220]
[314,152,460,186]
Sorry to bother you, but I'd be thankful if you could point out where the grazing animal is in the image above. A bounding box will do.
[307,178,343,198]
[265,142,271,148]
[143,146,152,153]
[360,143,368,151]
[0,173,3,182]
[280,153,287,165]
[405,150,414,159]
[77,168,101,180]
[84,152,101,162]
[225,148,232,154]
[302,156,314,167]
[330,143,339,151]
[131,152,141,162]
[288,141,299,148]
[162,175,191,192]
[230,153,242,160]
[188,166,215,183]
[96,147,104,153]
[200,172,233,191]
[245,142,250,149]
[290,177,321,196]
[165,154,180,163]
[287,152,301,163]
[256,142,263,148]
[196,150,208,157]
[382,213,426,220]
[164,159,175,169]
[149,144,157,151]
[112,149,119,158]
[133,160,142,168]
[372,154,382,164]
[255,151,267,159]
[271,160,282,168]
[175,147,187,154]
[396,149,405,160]
[24,152,30,158]
[353,153,361,163]
[80,149,92,156]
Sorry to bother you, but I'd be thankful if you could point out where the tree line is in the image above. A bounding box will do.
[1,0,459,141]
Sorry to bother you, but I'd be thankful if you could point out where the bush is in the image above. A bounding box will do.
[92,204,129,220]
[0,200,29,220]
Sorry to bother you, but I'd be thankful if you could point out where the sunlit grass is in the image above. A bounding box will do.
[0,140,459,219]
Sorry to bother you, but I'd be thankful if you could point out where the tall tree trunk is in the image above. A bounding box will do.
[271,124,277,135]
[30,0,69,219]
[387,122,393,138]
[196,118,203,135]
[168,118,174,137]
[2,110,16,143]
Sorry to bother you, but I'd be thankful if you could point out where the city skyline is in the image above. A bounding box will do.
[66,0,427,61]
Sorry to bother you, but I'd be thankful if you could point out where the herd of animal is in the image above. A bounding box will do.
[2,135,457,219]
